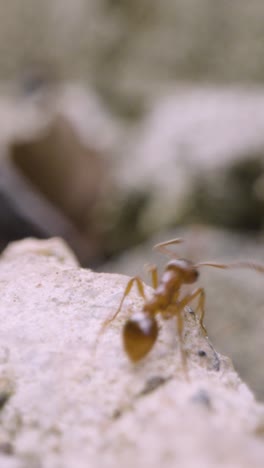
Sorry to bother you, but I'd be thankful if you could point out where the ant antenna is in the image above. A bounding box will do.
[195,260,264,274]
[154,238,264,274]
[153,238,184,257]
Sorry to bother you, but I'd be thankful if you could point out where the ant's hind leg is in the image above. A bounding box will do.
[94,276,147,355]
[166,304,188,378]
[176,311,189,378]
[197,296,207,336]
[177,287,207,336]
[99,276,147,335]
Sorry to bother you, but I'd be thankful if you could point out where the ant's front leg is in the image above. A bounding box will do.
[177,287,207,335]
[145,264,159,289]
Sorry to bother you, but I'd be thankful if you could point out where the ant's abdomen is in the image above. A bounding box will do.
[123,311,158,362]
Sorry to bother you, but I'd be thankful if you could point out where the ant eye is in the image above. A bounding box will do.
[123,312,158,362]
[184,268,199,284]
[194,269,199,280]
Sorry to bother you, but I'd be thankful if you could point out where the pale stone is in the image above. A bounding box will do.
[0,237,263,468]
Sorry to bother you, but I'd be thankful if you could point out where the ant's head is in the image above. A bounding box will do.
[123,312,158,362]
[166,259,200,284]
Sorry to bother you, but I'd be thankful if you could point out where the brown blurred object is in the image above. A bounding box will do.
[11,113,106,264]
[0,66,116,265]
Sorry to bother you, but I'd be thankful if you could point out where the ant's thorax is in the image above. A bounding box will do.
[144,268,182,314]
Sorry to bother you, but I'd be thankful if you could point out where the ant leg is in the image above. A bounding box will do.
[166,304,188,377]
[153,238,184,257]
[94,276,147,354]
[99,276,147,333]
[145,264,159,289]
[177,287,207,335]
[176,310,188,378]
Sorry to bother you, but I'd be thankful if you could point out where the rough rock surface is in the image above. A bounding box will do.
[0,237,264,467]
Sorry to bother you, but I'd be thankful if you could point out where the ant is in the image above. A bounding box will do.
[100,238,264,371]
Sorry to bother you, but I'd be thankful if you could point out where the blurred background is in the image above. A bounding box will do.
[1,0,264,399]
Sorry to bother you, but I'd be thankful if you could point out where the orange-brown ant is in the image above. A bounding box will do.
[100,238,264,370]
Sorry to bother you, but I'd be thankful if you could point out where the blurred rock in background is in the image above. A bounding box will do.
[114,86,264,241]
[0,65,121,265]
[1,2,264,113]
[0,2,264,261]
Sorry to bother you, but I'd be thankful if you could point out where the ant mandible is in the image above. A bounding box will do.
[100,238,264,370]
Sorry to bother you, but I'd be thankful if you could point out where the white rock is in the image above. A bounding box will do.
[0,237,263,468]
